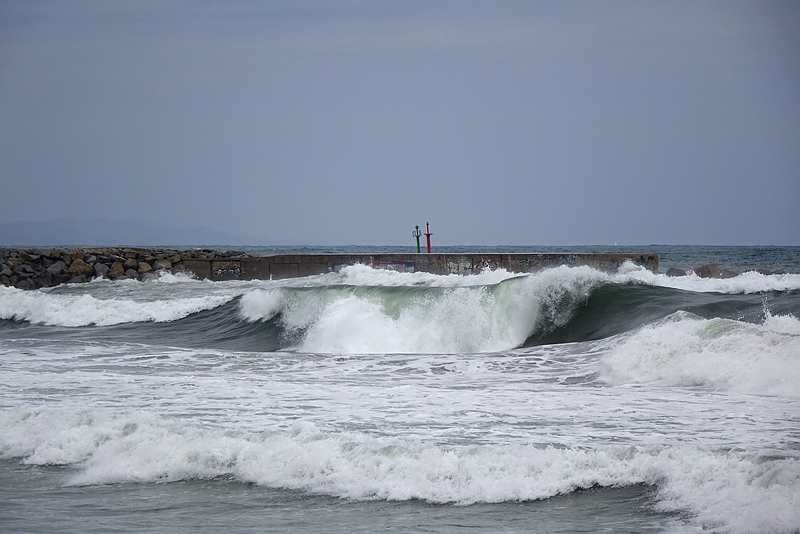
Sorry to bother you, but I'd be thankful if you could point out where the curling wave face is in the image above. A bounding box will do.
[2,263,799,354]
[236,266,600,353]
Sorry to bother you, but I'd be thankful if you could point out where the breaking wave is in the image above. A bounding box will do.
[600,311,800,397]
[238,266,602,353]
[1,407,797,533]
[0,285,232,327]
[1,264,799,353]
[614,262,800,294]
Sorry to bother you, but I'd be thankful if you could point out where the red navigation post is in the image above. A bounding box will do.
[424,221,433,253]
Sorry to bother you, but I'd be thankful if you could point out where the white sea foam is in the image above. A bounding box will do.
[3,262,798,333]
[327,261,800,294]
[232,263,800,353]
[149,271,198,283]
[615,261,800,294]
[316,263,522,287]
[75,270,197,286]
[0,286,232,326]
[600,311,800,397]
[237,265,603,353]
[238,289,285,322]
[3,261,799,532]
[1,407,797,533]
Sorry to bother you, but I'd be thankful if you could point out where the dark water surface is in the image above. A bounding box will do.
[0,461,671,533]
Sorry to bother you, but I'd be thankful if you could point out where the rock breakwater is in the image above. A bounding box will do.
[0,248,247,289]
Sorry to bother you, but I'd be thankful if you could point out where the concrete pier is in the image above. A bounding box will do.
[184,253,659,281]
[0,248,658,288]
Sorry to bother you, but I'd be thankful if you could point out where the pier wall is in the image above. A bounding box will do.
[0,248,658,289]
[187,253,659,281]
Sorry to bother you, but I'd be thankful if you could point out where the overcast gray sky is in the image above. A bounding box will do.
[1,0,798,245]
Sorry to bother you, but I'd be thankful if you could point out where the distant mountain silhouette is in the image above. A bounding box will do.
[0,218,263,247]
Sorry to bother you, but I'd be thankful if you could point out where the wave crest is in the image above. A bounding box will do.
[616,261,800,293]
[600,311,800,397]
[3,264,800,352]
[1,407,798,533]
[236,265,604,353]
[0,286,232,327]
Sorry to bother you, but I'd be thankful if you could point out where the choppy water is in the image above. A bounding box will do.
[1,246,799,533]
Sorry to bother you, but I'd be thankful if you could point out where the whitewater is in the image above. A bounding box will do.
[1,251,799,533]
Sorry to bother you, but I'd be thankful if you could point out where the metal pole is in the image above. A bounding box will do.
[424,221,432,253]
[412,225,422,253]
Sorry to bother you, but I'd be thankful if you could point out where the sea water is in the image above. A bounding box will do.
[1,246,798,533]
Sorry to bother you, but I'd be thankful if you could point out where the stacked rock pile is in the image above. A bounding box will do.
[0,248,247,289]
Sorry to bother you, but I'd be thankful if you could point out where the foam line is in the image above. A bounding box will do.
[1,408,797,533]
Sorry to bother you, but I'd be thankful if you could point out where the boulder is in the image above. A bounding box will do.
[0,263,11,277]
[16,278,35,290]
[68,258,94,276]
[693,264,721,278]
[94,263,110,277]
[37,272,53,287]
[138,262,152,274]
[84,255,97,264]
[665,267,686,277]
[153,259,171,271]
[68,275,87,284]
[693,263,738,279]
[124,258,139,269]
[125,268,139,279]
[109,262,125,278]
[46,260,66,275]
[14,264,34,275]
